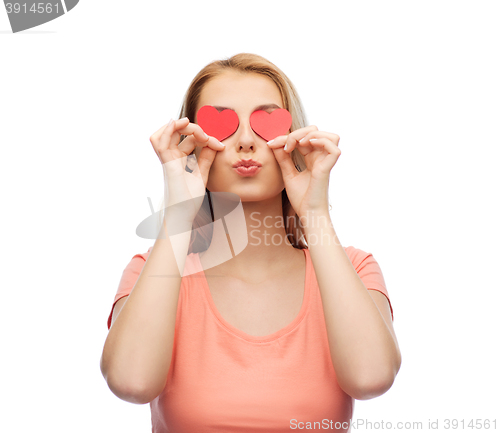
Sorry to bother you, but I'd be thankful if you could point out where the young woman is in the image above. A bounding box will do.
[100,53,401,432]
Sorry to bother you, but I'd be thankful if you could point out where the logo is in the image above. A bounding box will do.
[3,1,79,33]
[135,156,249,277]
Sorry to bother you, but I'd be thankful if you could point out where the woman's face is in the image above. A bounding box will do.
[195,70,286,202]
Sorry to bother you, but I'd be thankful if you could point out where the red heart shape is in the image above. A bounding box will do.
[250,109,292,142]
[197,105,239,141]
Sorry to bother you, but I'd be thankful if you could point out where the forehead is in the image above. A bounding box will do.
[196,71,284,114]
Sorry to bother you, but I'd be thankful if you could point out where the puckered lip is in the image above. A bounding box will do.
[232,159,262,168]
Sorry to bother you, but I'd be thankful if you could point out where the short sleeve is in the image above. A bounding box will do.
[344,246,394,321]
[106,247,153,330]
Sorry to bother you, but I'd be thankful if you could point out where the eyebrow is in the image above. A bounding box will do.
[212,103,282,112]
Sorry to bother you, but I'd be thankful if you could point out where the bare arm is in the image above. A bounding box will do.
[100,221,192,404]
[109,296,128,329]
[99,118,221,404]
[304,212,401,400]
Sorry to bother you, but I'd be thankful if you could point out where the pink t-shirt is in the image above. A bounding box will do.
[107,246,393,432]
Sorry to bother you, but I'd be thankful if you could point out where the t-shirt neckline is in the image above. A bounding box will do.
[195,248,311,343]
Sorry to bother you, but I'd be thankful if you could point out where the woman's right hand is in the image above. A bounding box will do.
[149,117,225,225]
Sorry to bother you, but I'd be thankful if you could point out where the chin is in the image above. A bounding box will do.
[207,169,284,199]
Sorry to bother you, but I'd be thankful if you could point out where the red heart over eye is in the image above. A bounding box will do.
[197,105,239,141]
[249,109,292,142]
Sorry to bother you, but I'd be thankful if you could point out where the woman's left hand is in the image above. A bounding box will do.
[267,126,341,220]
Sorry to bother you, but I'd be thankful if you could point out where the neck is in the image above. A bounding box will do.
[199,191,299,278]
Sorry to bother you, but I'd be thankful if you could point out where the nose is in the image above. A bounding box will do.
[234,118,258,152]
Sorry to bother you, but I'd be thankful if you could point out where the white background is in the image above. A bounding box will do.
[1,0,499,431]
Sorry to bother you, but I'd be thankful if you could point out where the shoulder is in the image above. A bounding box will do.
[305,244,380,273]
[132,247,202,278]
[342,245,385,274]
[118,246,153,268]
[343,246,393,320]
[134,246,154,261]
[342,246,375,268]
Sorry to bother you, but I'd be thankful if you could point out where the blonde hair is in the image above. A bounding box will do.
[161,53,309,253]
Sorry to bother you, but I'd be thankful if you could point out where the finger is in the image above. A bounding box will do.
[307,138,341,157]
[176,122,211,144]
[156,118,190,150]
[284,125,319,153]
[150,117,188,139]
[268,144,298,180]
[178,134,225,155]
[176,121,225,151]
[298,131,340,147]
[150,118,182,150]
[266,135,288,147]
[267,134,310,157]
[149,121,171,144]
[196,146,218,184]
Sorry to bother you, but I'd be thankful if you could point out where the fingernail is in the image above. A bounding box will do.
[219,141,225,147]
[267,139,274,145]
[284,143,288,151]
[299,137,306,143]
[180,117,189,121]
[167,118,173,126]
